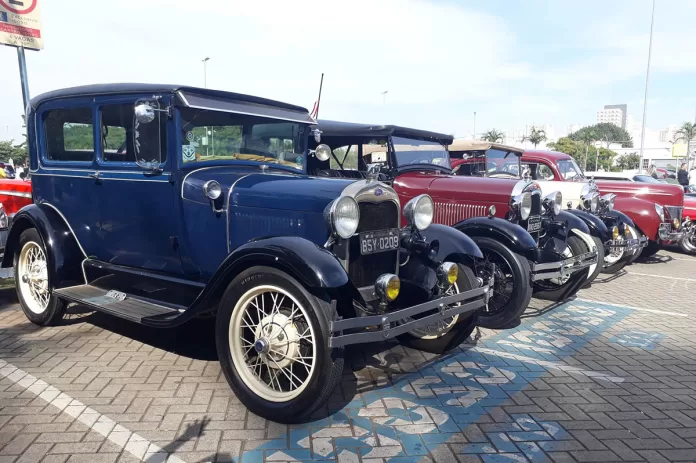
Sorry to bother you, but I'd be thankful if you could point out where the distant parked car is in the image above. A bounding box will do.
[0,163,16,179]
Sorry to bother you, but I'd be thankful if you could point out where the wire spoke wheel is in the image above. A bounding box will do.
[409,282,460,339]
[604,244,625,265]
[17,242,49,314]
[478,252,514,315]
[228,285,317,403]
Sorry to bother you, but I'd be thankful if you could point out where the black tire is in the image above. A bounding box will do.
[398,265,479,354]
[641,240,660,258]
[15,228,65,326]
[471,237,532,329]
[679,233,696,255]
[533,235,590,301]
[582,236,605,287]
[215,266,343,423]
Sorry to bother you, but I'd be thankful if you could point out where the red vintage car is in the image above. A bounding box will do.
[0,178,32,217]
[522,150,685,257]
[309,121,597,329]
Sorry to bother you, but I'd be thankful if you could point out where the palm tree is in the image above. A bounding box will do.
[674,122,696,168]
[522,126,547,148]
[481,129,505,143]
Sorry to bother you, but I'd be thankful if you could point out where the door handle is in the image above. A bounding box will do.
[89,171,101,180]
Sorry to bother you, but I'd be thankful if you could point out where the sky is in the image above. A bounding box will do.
[1,0,695,143]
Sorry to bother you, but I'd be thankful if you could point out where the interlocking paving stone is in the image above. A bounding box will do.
[1,248,696,462]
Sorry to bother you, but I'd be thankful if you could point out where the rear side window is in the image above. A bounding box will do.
[100,104,133,163]
[43,108,95,162]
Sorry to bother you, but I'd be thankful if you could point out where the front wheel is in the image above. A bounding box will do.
[398,265,479,354]
[601,236,630,274]
[679,231,696,255]
[533,235,590,301]
[15,228,65,326]
[470,237,533,329]
[641,240,661,258]
[216,266,343,423]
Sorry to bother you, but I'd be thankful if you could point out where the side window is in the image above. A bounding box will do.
[538,163,555,180]
[100,105,132,162]
[44,108,95,162]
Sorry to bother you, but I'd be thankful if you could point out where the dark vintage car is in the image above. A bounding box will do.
[450,143,645,275]
[3,84,491,423]
[524,151,686,258]
[309,121,597,329]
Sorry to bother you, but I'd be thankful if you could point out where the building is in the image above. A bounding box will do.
[659,125,679,143]
[596,104,627,129]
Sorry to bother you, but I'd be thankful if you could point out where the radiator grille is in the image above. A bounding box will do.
[665,205,683,223]
[517,193,542,242]
[434,202,487,226]
[348,201,399,288]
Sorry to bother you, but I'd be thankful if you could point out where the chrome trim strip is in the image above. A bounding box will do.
[226,174,252,254]
[29,173,167,182]
[0,190,31,199]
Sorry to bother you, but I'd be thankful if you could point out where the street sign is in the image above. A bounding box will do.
[0,0,43,50]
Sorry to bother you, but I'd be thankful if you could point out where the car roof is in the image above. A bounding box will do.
[317,120,453,144]
[522,149,572,161]
[29,83,309,115]
[449,139,523,154]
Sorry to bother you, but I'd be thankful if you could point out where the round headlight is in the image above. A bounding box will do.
[674,218,680,230]
[624,225,631,237]
[655,204,664,221]
[544,191,562,216]
[518,192,532,220]
[375,273,400,302]
[612,226,620,240]
[404,194,434,231]
[437,262,459,286]
[328,196,360,239]
[203,180,222,200]
[601,193,615,211]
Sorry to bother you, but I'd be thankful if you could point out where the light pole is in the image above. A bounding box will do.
[202,57,211,156]
[473,112,477,140]
[382,90,388,104]
[638,0,656,173]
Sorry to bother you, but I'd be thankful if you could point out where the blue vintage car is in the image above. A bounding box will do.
[3,84,491,422]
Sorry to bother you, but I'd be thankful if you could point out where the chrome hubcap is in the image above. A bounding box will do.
[18,242,49,314]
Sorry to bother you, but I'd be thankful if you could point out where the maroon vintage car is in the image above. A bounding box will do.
[309,121,597,329]
[522,150,686,257]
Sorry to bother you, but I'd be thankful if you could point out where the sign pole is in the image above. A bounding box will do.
[16,45,30,114]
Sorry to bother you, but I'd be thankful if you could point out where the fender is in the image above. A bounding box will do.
[603,210,635,228]
[612,196,660,240]
[1,204,84,289]
[454,216,537,255]
[418,223,484,261]
[566,209,610,242]
[556,210,591,235]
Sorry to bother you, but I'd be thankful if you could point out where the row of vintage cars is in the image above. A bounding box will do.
[0,84,690,423]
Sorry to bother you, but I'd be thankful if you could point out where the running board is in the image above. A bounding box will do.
[54,285,181,323]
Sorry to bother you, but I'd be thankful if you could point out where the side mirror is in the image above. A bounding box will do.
[134,103,156,124]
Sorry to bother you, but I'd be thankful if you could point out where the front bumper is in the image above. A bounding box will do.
[328,283,489,347]
[658,222,684,241]
[530,249,598,282]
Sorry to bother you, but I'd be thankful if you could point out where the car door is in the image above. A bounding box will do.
[89,95,184,275]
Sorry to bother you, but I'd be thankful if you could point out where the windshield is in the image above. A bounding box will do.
[392,136,450,168]
[557,158,585,181]
[179,108,307,171]
[633,175,660,183]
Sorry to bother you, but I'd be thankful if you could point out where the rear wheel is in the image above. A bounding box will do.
[470,237,532,329]
[15,228,65,326]
[641,240,661,258]
[533,236,590,301]
[216,266,343,423]
[398,265,479,354]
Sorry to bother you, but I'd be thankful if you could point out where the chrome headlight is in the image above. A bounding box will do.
[543,191,562,216]
[512,192,532,220]
[203,180,222,200]
[655,203,664,222]
[0,203,7,229]
[375,273,400,302]
[327,196,360,239]
[404,194,434,231]
[580,190,599,213]
[437,262,459,286]
[600,193,615,211]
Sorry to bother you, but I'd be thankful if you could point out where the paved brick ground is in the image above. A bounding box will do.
[2,248,696,463]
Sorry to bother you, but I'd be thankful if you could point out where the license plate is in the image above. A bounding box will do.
[527,215,541,232]
[360,229,400,255]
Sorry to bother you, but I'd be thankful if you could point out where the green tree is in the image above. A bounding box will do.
[480,129,505,143]
[615,153,640,171]
[547,136,617,172]
[522,126,547,148]
[0,140,27,164]
[674,122,696,147]
[569,123,633,148]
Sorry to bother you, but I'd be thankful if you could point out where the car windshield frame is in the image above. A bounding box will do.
[178,107,310,173]
[556,158,586,181]
[391,135,452,173]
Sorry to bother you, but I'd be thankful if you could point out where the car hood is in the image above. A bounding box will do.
[532,180,582,207]
[594,180,684,207]
[396,172,519,206]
